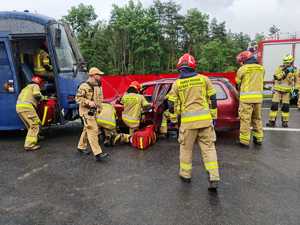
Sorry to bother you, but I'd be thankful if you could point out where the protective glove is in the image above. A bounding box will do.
[212,119,217,127]
[287,66,295,73]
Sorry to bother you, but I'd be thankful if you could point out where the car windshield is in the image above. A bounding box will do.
[49,23,76,72]
[213,83,227,100]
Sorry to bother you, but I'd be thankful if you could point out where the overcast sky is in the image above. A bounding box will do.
[2,0,300,38]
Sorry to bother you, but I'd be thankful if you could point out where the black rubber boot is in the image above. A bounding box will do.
[77,148,91,155]
[266,120,275,127]
[253,136,262,145]
[208,180,219,191]
[95,152,110,161]
[179,175,191,183]
[282,121,288,128]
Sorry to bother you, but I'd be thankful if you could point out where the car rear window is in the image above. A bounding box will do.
[213,84,227,100]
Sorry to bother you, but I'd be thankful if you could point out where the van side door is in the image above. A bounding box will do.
[0,38,23,130]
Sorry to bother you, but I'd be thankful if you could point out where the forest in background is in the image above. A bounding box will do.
[62,0,271,74]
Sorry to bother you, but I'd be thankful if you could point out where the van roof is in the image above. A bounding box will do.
[0,11,55,25]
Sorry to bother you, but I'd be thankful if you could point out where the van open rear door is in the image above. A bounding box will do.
[0,38,23,130]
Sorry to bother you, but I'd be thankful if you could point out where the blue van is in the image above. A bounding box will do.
[0,11,87,130]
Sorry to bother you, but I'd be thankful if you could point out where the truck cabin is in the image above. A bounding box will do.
[0,11,87,130]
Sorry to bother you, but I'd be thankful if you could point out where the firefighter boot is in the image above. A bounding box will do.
[208,180,219,191]
[207,173,218,190]
[179,175,191,183]
[25,145,40,151]
[77,148,91,155]
[282,121,288,128]
[266,120,275,127]
[253,136,262,145]
[95,152,110,162]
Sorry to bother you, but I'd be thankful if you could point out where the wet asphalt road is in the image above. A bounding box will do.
[0,110,300,225]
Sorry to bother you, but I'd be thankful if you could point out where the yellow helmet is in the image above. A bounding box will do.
[283,54,294,65]
[88,67,104,76]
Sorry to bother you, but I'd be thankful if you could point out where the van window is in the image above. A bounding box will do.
[0,42,13,93]
[49,24,76,72]
[213,84,227,100]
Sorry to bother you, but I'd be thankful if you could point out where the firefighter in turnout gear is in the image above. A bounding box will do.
[267,55,297,127]
[16,75,45,151]
[121,81,151,135]
[295,70,300,110]
[76,67,109,161]
[96,103,130,146]
[236,51,265,146]
[167,53,220,190]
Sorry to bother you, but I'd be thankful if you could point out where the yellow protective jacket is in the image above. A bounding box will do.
[16,83,43,112]
[121,93,150,128]
[34,49,52,75]
[236,63,265,103]
[75,79,102,117]
[96,103,116,130]
[167,74,216,129]
[273,65,297,93]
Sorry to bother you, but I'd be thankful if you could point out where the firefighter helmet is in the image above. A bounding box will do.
[176,53,197,70]
[236,51,253,64]
[283,54,294,65]
[32,75,44,87]
[88,67,104,76]
[129,81,141,92]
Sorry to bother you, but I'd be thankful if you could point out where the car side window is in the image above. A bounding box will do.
[213,84,227,100]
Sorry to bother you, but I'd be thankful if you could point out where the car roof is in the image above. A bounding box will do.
[141,76,230,86]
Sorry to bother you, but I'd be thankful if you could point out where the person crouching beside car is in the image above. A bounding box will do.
[121,81,151,135]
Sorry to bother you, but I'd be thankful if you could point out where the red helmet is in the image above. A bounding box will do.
[236,51,253,64]
[32,75,44,87]
[129,81,141,92]
[176,53,197,70]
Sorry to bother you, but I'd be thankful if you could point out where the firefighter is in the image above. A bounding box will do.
[160,104,178,136]
[266,55,297,127]
[121,81,151,135]
[76,67,109,161]
[16,75,45,151]
[236,51,265,147]
[167,53,220,190]
[33,46,53,78]
[296,70,300,110]
[96,102,130,146]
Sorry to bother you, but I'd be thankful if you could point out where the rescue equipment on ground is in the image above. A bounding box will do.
[131,125,156,150]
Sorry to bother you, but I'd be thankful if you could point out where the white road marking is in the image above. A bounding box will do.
[263,127,300,132]
[17,164,48,181]
[262,108,299,110]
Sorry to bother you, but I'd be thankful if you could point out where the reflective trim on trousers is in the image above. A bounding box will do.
[25,136,38,145]
[180,162,192,171]
[252,131,264,142]
[269,110,278,121]
[204,161,219,171]
[181,110,212,123]
[282,112,289,121]
[240,133,250,144]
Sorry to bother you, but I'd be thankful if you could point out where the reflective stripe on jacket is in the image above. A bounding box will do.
[236,64,265,103]
[16,84,41,112]
[96,103,116,130]
[121,93,150,128]
[167,74,215,129]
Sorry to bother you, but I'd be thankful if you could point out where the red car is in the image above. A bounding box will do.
[108,77,240,132]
